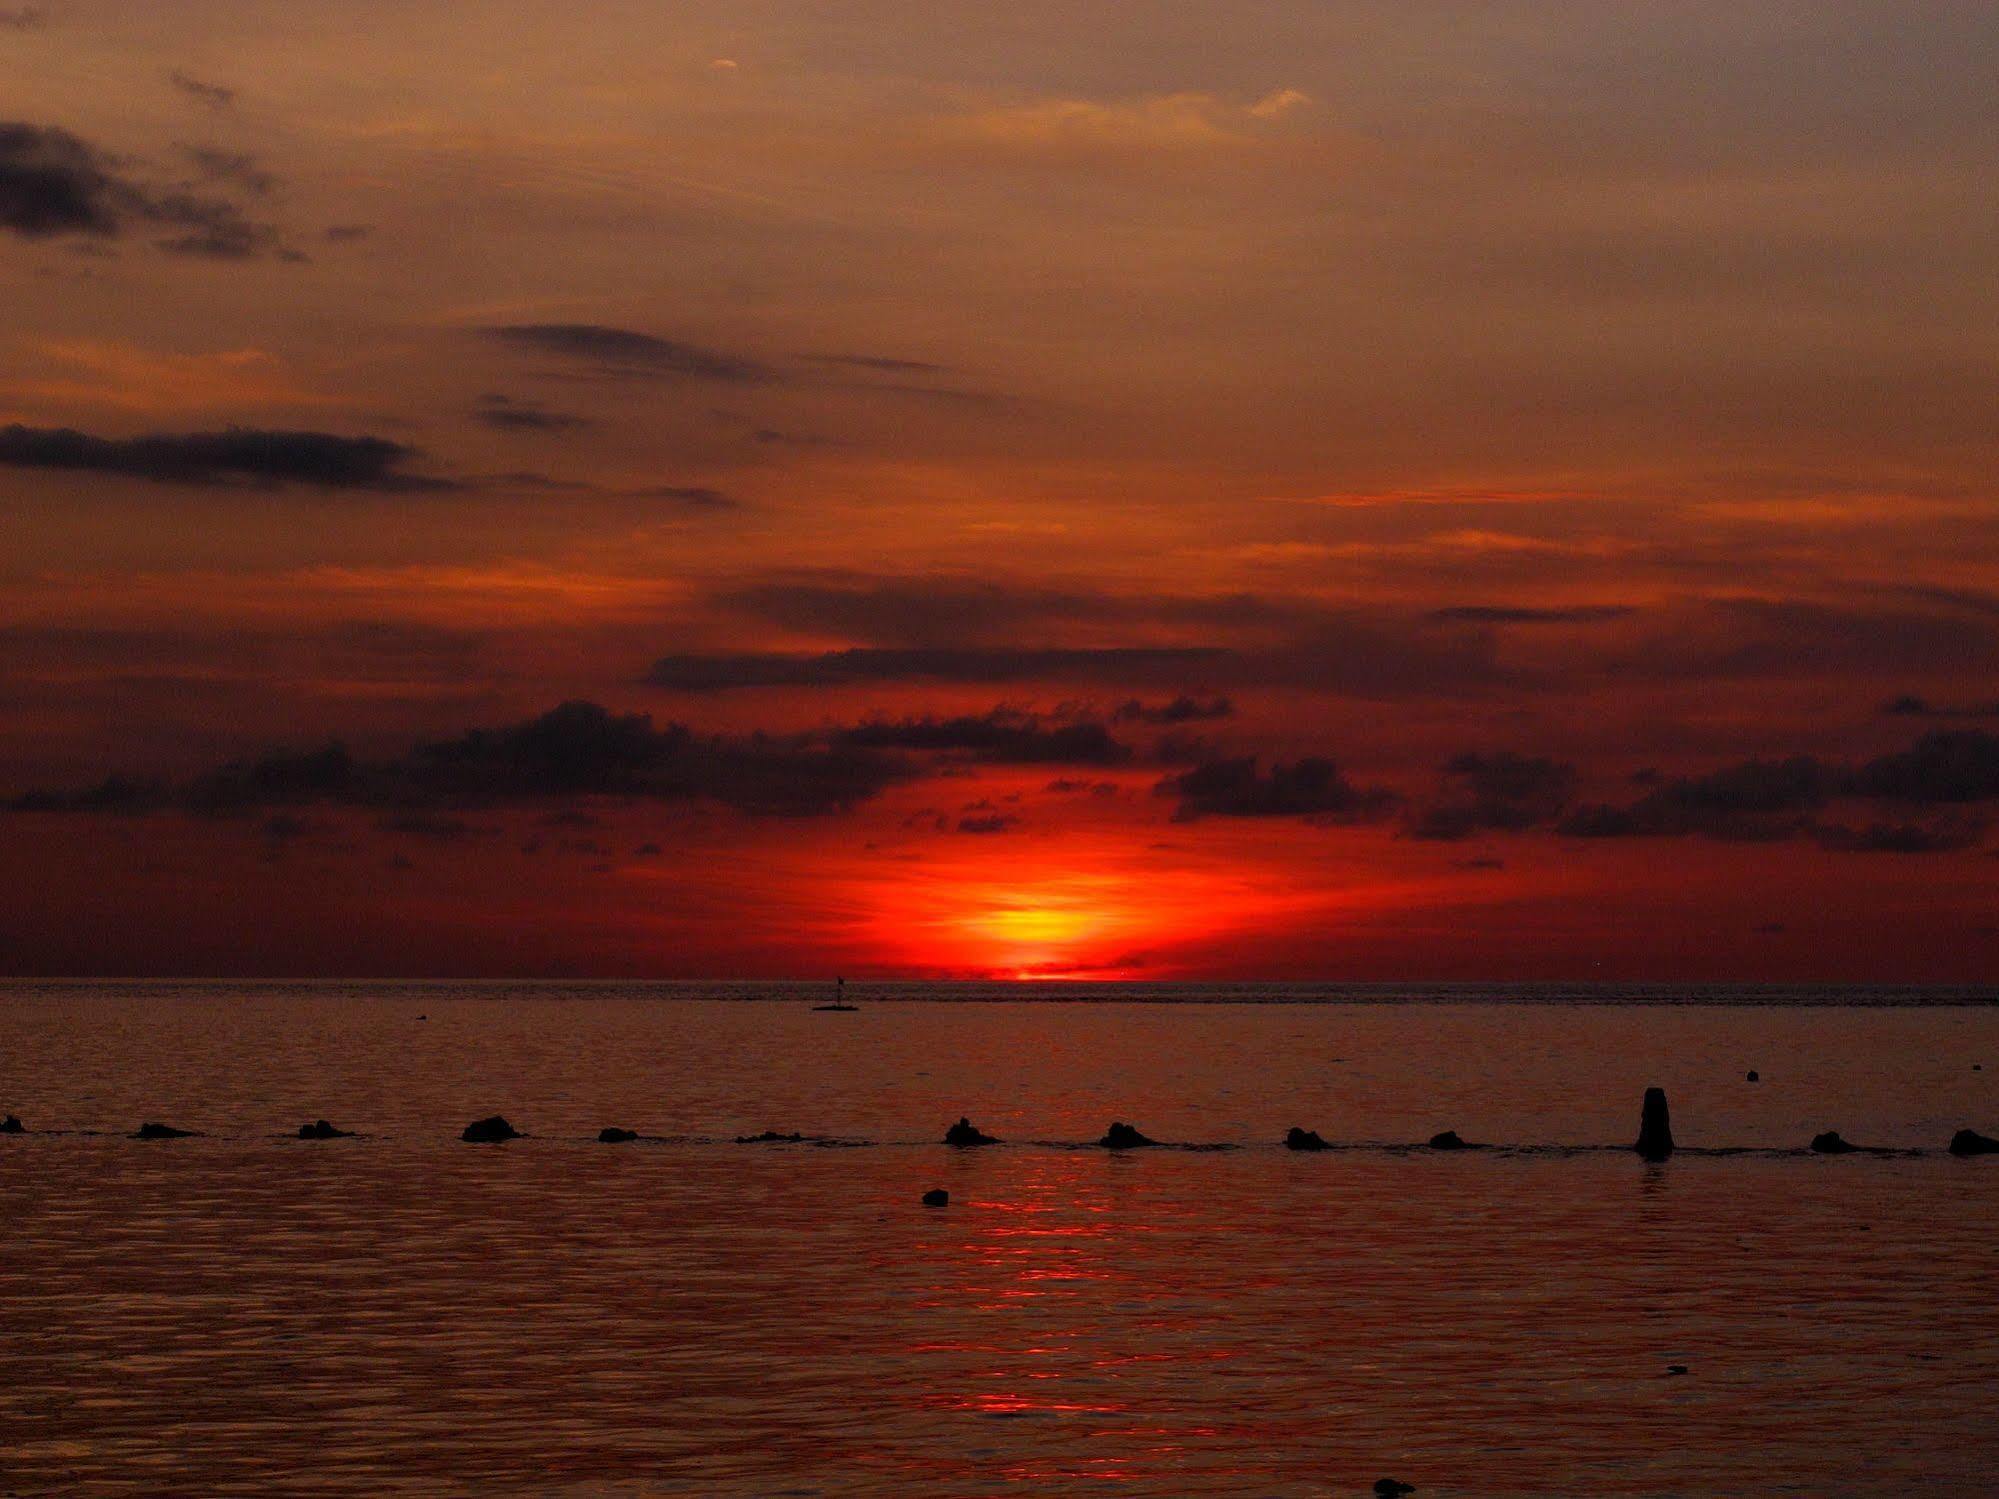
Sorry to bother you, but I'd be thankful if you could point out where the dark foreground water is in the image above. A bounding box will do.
[2,982,1997,1496]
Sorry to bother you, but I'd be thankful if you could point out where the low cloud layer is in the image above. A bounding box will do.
[9,701,913,819]
[1159,756,1397,823]
[0,424,453,491]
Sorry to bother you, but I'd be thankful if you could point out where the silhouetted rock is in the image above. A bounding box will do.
[1746,1070,1759,1082]
[735,1130,808,1143]
[1948,1128,1999,1156]
[297,1119,353,1139]
[0,1114,23,1134]
[598,1127,638,1143]
[1374,1481,1416,1497]
[1428,1130,1474,1150]
[945,1117,998,1146]
[1634,1087,1673,1160]
[1284,1127,1330,1151]
[1100,1121,1158,1149]
[922,1188,949,1206]
[461,1115,520,1143]
[1666,1364,1689,1377]
[134,1122,194,1139]
[1811,1130,1860,1154]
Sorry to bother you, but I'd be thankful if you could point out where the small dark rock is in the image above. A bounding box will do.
[1635,1086,1673,1161]
[1746,1070,1759,1082]
[735,1130,808,1144]
[1374,1481,1416,1497]
[922,1188,949,1206]
[598,1127,639,1143]
[134,1122,194,1140]
[1427,1130,1473,1150]
[1666,1364,1689,1377]
[1284,1127,1330,1151]
[297,1119,353,1139]
[0,1114,23,1134]
[1811,1130,1860,1154]
[1949,1128,1999,1156]
[1100,1121,1158,1149]
[945,1117,998,1146]
[461,1115,520,1143]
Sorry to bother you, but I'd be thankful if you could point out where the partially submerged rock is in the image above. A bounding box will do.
[1810,1130,1861,1154]
[461,1115,520,1143]
[1746,1070,1760,1082]
[598,1127,638,1143]
[1374,1481,1416,1498]
[1634,1087,1674,1161]
[0,1114,23,1134]
[1948,1128,1999,1156]
[297,1119,353,1139]
[134,1122,194,1140]
[1428,1130,1475,1150]
[1284,1127,1330,1151]
[735,1130,809,1144]
[922,1188,949,1206]
[944,1117,999,1146]
[1100,1121,1157,1149]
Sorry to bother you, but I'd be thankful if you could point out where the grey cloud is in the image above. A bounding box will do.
[473,394,591,433]
[483,323,774,383]
[167,71,235,110]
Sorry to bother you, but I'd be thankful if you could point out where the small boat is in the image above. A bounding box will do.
[813,976,859,1012]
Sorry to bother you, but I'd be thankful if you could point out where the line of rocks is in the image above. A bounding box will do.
[3,1097,1995,1158]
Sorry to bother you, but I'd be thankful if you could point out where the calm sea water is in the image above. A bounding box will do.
[3,982,1997,1497]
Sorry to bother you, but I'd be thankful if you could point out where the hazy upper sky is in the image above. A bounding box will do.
[3,1,1996,979]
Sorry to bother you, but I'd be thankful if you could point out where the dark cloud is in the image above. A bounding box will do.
[1560,755,1832,841]
[0,9,47,30]
[167,71,235,110]
[839,708,1131,765]
[629,484,737,509]
[0,423,454,490]
[1413,751,1577,840]
[1158,757,1397,823]
[7,774,165,814]
[748,426,834,446]
[1880,693,1999,719]
[378,812,496,842]
[1113,695,1233,724]
[483,324,773,383]
[645,645,1230,691]
[7,701,914,821]
[1849,730,1999,804]
[798,352,950,375]
[1814,819,1986,855]
[1430,604,1635,624]
[472,394,591,433]
[0,121,291,257]
[180,145,274,197]
[957,812,1021,834]
[0,122,121,236]
[323,224,372,243]
[1551,729,1999,849]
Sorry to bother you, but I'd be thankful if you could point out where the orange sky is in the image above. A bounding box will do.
[3,2,1997,979]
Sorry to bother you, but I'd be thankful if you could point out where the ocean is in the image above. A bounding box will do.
[3,981,1997,1496]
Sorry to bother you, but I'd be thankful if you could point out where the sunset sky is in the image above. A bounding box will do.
[3,2,1997,980]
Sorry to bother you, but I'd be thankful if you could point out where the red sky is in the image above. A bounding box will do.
[3,2,1997,979]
